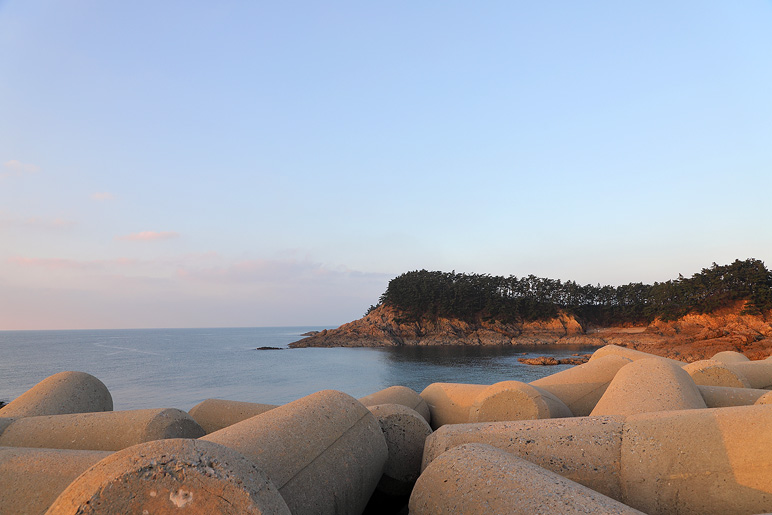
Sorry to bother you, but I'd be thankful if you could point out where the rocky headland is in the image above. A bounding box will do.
[290,303,772,362]
[290,304,585,348]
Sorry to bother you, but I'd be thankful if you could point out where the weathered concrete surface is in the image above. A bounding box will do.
[588,344,685,367]
[422,416,625,500]
[0,371,112,418]
[621,404,772,515]
[683,359,751,388]
[419,380,571,429]
[469,381,572,422]
[0,447,110,515]
[591,358,707,416]
[203,389,387,515]
[711,350,751,363]
[359,386,431,424]
[530,354,632,416]
[422,405,772,514]
[188,398,278,434]
[0,408,205,450]
[368,403,432,496]
[754,391,772,405]
[0,417,13,437]
[419,383,488,429]
[46,439,290,514]
[699,385,769,408]
[725,361,772,389]
[410,443,644,515]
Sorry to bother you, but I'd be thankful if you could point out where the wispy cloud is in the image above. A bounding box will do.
[176,258,390,285]
[30,217,77,229]
[1,253,392,328]
[6,253,218,273]
[8,256,139,270]
[2,160,40,178]
[0,213,76,230]
[118,231,180,241]
[90,192,115,201]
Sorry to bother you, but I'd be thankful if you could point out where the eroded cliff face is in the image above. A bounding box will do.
[289,303,772,361]
[571,303,772,361]
[289,305,585,348]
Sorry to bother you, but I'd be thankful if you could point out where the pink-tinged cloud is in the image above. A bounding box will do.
[176,258,391,285]
[48,217,77,229]
[7,256,140,270]
[0,213,76,230]
[2,160,40,177]
[0,254,392,329]
[118,231,180,241]
[90,192,115,201]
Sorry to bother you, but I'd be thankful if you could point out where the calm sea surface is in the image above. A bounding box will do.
[0,327,598,410]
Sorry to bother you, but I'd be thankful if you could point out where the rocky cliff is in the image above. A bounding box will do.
[290,304,585,348]
[289,303,772,361]
[569,303,772,361]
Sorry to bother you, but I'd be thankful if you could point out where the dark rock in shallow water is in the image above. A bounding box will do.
[557,357,590,365]
[518,355,591,366]
[255,346,283,351]
[519,357,561,366]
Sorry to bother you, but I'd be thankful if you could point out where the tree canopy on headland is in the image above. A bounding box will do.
[374,258,772,326]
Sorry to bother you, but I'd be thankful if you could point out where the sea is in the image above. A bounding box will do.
[0,327,598,410]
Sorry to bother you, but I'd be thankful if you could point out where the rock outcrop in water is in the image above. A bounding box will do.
[290,303,772,361]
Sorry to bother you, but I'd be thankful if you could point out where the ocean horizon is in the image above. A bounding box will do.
[1,326,597,411]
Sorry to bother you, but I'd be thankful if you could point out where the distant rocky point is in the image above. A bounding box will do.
[292,259,772,361]
[290,304,585,348]
[290,303,772,362]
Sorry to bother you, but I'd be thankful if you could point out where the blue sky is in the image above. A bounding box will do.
[1,1,771,329]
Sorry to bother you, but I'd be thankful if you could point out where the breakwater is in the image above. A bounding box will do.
[2,345,772,513]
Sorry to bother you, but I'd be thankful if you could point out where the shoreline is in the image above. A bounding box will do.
[290,305,772,362]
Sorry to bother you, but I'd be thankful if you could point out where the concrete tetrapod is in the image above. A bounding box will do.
[591,357,707,416]
[0,447,111,515]
[530,354,632,416]
[0,371,112,418]
[358,385,431,424]
[683,359,751,388]
[0,408,205,450]
[699,385,769,407]
[188,398,279,434]
[203,389,388,515]
[588,344,685,367]
[367,403,433,496]
[419,380,572,430]
[621,404,772,515]
[711,350,751,363]
[422,416,626,500]
[409,443,644,515]
[46,439,290,514]
[468,380,572,422]
[725,361,772,389]
[419,383,488,429]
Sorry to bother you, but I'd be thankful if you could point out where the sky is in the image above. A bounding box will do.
[1,1,771,330]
